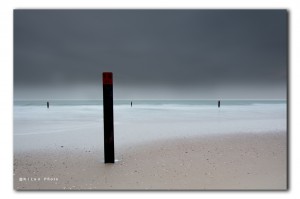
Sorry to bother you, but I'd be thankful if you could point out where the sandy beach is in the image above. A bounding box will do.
[13,100,287,190]
[14,131,286,190]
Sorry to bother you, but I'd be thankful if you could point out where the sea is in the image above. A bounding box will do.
[14,99,286,107]
[13,99,287,152]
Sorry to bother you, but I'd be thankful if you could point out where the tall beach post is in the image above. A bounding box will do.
[102,72,115,163]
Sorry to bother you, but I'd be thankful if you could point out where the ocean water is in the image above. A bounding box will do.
[14,99,286,107]
[13,100,287,152]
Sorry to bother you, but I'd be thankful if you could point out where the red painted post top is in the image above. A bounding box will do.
[103,72,113,85]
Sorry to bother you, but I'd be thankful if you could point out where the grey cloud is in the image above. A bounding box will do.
[14,10,287,99]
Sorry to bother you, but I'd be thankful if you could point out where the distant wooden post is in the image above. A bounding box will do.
[102,72,115,163]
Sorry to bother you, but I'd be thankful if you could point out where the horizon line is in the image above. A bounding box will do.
[13,98,287,101]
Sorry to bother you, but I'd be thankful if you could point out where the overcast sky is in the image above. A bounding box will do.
[14,10,287,100]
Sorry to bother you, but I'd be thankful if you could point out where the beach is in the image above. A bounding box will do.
[13,100,287,190]
[14,132,286,190]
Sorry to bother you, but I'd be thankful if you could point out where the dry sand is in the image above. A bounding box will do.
[13,132,287,190]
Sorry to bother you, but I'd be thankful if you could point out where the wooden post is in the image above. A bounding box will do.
[102,72,115,163]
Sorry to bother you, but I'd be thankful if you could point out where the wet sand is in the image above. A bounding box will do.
[14,132,287,190]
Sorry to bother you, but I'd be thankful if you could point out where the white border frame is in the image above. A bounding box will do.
[1,0,299,198]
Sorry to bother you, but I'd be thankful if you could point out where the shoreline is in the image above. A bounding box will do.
[14,131,287,190]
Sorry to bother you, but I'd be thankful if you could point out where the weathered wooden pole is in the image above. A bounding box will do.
[102,72,115,163]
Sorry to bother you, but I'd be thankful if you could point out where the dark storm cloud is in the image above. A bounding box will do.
[14,10,287,99]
